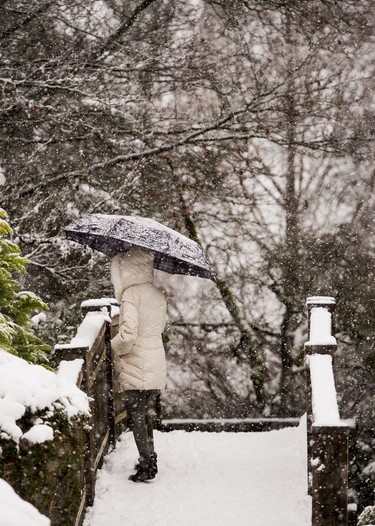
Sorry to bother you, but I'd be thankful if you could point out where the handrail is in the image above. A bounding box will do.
[305,296,350,526]
[54,299,125,526]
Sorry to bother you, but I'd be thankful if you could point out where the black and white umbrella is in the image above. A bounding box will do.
[65,214,216,281]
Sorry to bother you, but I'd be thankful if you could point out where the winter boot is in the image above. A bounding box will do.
[129,456,156,483]
[134,452,158,475]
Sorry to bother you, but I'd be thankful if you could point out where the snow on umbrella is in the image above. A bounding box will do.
[65,214,216,281]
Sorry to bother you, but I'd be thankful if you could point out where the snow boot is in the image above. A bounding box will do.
[129,456,156,483]
[134,452,158,475]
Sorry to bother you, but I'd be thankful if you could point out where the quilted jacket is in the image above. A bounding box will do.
[110,249,167,391]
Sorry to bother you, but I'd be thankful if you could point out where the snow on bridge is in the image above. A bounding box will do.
[83,417,311,526]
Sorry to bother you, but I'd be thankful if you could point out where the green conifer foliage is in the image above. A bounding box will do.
[0,209,50,364]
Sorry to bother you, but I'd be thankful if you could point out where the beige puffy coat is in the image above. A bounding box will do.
[110,249,167,392]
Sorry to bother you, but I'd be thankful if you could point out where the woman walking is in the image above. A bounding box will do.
[110,248,167,483]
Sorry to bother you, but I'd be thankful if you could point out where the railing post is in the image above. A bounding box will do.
[80,300,117,449]
[305,296,349,526]
[83,347,96,508]
[105,324,116,449]
[311,425,349,526]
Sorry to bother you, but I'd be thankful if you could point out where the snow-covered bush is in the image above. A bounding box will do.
[0,349,90,525]
[0,209,91,523]
[0,349,89,443]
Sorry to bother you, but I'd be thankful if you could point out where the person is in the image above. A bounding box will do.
[110,248,167,483]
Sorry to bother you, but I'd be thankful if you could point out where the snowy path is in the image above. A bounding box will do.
[84,419,311,526]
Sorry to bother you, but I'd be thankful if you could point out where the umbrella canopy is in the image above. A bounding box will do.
[65,214,216,281]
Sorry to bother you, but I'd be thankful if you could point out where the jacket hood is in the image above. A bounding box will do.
[111,248,154,302]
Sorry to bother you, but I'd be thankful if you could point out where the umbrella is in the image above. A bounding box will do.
[65,214,216,281]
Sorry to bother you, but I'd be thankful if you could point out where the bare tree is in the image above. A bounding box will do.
[1,0,374,419]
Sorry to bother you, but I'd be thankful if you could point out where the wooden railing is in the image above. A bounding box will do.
[54,295,353,526]
[54,299,124,526]
[305,296,350,526]
[159,417,300,433]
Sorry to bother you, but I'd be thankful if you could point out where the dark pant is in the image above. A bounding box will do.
[125,390,158,459]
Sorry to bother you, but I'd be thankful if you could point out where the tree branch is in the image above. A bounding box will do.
[1,1,54,39]
[90,0,159,60]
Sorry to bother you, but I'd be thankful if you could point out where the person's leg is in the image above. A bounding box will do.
[145,390,157,454]
[125,390,150,459]
[144,390,160,476]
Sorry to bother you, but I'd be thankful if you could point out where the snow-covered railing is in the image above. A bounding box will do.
[305,296,350,526]
[54,298,124,525]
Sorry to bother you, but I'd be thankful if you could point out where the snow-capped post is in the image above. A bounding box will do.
[304,296,350,526]
[305,296,337,358]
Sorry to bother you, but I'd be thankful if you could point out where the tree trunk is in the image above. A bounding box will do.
[278,13,300,409]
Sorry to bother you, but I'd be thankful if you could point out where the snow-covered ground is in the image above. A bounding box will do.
[84,418,311,526]
[0,479,50,526]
